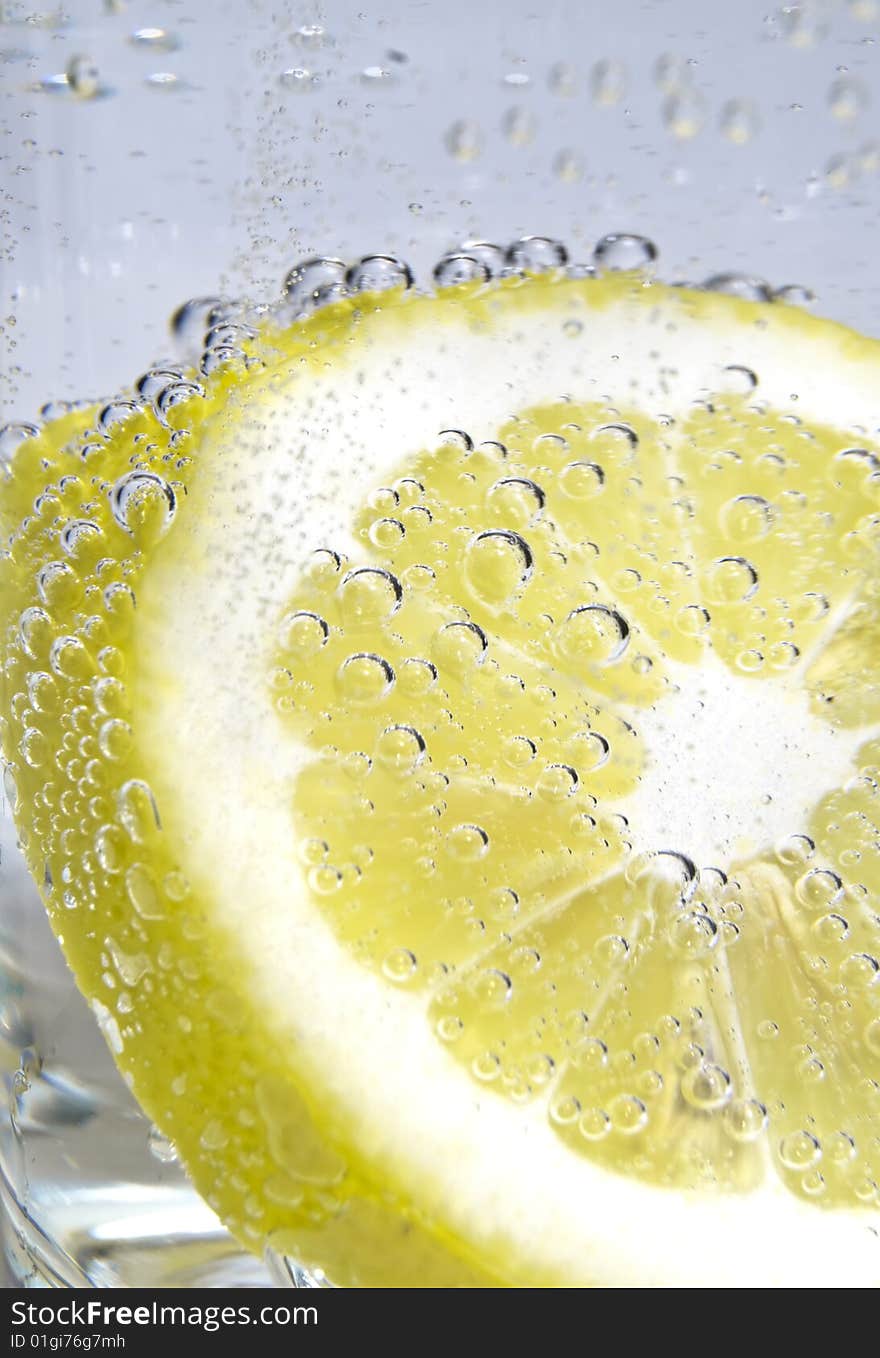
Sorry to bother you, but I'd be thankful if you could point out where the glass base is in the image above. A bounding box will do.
[1,1173,273,1289]
[0,804,278,1289]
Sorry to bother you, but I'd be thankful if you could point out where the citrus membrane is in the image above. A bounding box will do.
[2,269,880,1287]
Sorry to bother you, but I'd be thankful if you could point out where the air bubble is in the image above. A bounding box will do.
[719,495,773,542]
[20,728,48,769]
[368,517,406,550]
[345,256,414,294]
[476,969,513,1004]
[624,850,698,906]
[773,283,816,308]
[278,611,329,657]
[130,27,179,51]
[559,461,605,498]
[795,868,843,911]
[37,561,77,609]
[338,567,402,625]
[608,1094,648,1134]
[663,89,706,139]
[306,548,343,589]
[553,149,584,183]
[559,604,630,665]
[433,255,490,288]
[95,825,124,875]
[591,422,638,450]
[575,1107,609,1141]
[398,658,437,696]
[703,273,772,303]
[337,653,395,704]
[705,556,759,604]
[724,1098,767,1143]
[156,381,204,423]
[828,75,867,121]
[60,519,101,555]
[67,55,101,99]
[280,67,317,92]
[593,234,657,272]
[145,72,181,91]
[812,912,849,945]
[677,604,711,637]
[718,365,758,394]
[735,649,763,673]
[550,1095,581,1126]
[0,422,40,468]
[840,952,879,988]
[860,138,880,173]
[570,731,610,772]
[26,672,58,715]
[670,910,719,956]
[18,607,51,661]
[437,429,474,452]
[502,106,536,146]
[768,641,800,669]
[375,725,426,775]
[653,53,693,92]
[99,401,142,435]
[110,472,176,540]
[300,839,329,867]
[779,1130,822,1172]
[382,948,418,983]
[437,1015,464,1042]
[49,636,91,680]
[445,119,483,162]
[445,823,489,861]
[825,152,857,190]
[308,864,342,895]
[590,59,626,106]
[296,23,326,47]
[549,62,578,97]
[505,236,568,272]
[472,1052,501,1082]
[720,98,760,144]
[681,1062,731,1111]
[864,1016,880,1055]
[463,530,533,605]
[148,1127,179,1163]
[456,241,505,277]
[779,5,824,46]
[118,780,160,842]
[537,764,579,800]
[485,477,545,525]
[282,258,348,312]
[503,735,537,768]
[98,719,132,761]
[433,621,488,676]
[125,864,164,920]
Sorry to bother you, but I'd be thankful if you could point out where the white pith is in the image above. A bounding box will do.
[132,283,880,1287]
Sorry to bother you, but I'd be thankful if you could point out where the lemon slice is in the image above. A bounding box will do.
[3,271,880,1288]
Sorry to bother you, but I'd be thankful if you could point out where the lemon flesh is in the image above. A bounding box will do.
[2,273,880,1287]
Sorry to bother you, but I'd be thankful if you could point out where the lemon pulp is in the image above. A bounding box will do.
[2,272,880,1286]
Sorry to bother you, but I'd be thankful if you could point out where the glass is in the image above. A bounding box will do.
[1,0,879,1288]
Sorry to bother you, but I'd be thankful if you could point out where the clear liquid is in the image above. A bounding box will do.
[0,800,273,1287]
[5,0,880,1290]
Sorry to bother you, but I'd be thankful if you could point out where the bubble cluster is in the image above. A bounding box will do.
[4,257,880,1280]
[258,283,880,1214]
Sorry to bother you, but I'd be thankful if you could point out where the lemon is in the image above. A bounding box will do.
[2,271,880,1287]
